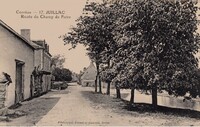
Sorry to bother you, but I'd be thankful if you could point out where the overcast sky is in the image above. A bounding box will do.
[0,0,91,73]
[1,0,200,73]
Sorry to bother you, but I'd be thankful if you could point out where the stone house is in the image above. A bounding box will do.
[81,62,97,87]
[0,20,52,109]
[31,39,52,96]
[20,29,52,97]
[0,20,35,108]
[80,62,110,88]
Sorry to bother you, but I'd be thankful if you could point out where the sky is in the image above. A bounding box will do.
[1,0,200,73]
[0,0,91,73]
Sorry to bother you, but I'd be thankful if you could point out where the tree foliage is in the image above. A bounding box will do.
[113,0,200,106]
[63,0,200,106]
[52,68,72,81]
[51,54,66,69]
[63,1,119,93]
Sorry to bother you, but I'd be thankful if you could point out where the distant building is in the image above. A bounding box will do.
[81,62,97,87]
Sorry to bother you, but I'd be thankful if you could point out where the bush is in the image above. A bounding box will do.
[52,68,72,81]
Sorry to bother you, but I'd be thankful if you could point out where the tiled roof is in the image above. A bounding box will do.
[81,62,97,80]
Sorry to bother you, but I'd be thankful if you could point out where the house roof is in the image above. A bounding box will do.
[81,62,97,80]
[0,20,52,57]
[0,19,35,50]
[32,40,45,49]
[32,40,52,57]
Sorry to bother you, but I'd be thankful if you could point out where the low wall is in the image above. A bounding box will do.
[81,80,95,87]
[0,83,7,109]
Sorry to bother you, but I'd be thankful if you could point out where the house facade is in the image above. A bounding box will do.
[81,62,97,87]
[20,29,52,97]
[0,20,35,108]
[32,40,52,95]
[0,20,52,110]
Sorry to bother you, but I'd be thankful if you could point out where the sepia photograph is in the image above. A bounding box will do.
[1,0,200,126]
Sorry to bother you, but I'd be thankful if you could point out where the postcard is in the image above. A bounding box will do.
[0,0,200,126]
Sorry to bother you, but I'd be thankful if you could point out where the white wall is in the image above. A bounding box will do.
[43,51,51,92]
[34,49,42,69]
[0,25,34,107]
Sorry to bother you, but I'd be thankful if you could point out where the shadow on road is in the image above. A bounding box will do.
[82,90,200,120]
[122,100,200,119]
[81,90,125,109]
[5,95,61,125]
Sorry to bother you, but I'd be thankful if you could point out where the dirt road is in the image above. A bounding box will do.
[36,83,112,126]
[36,83,138,126]
[1,83,200,126]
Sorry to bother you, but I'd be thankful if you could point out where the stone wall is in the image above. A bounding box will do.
[0,83,7,109]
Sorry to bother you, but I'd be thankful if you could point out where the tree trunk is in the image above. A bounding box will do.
[116,88,121,99]
[130,88,135,104]
[96,62,102,93]
[98,76,102,93]
[95,78,97,93]
[152,83,158,108]
[198,84,200,98]
[106,60,111,95]
[106,82,111,95]
[94,62,98,93]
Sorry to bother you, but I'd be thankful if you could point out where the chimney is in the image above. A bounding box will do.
[47,45,49,52]
[43,40,46,48]
[45,43,48,51]
[21,29,31,41]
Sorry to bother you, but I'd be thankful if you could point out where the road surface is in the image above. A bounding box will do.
[2,82,200,126]
[36,83,133,126]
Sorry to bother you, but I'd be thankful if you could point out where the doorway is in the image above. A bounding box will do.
[15,60,25,104]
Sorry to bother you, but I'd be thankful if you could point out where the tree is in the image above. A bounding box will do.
[93,1,122,95]
[52,68,72,81]
[63,1,117,93]
[100,63,117,95]
[114,0,200,107]
[62,0,200,108]
[51,55,72,82]
[102,0,144,104]
[51,54,65,69]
